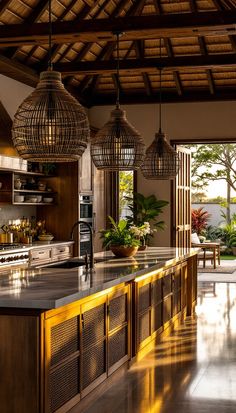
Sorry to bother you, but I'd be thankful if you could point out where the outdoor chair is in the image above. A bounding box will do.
[191,233,220,269]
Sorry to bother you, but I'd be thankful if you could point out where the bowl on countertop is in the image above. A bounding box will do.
[38,234,54,241]
[43,197,53,203]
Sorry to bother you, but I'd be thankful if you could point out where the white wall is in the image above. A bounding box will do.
[0,74,33,119]
[192,203,236,227]
[89,101,236,246]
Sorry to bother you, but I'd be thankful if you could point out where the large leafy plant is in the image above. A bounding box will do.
[191,207,210,235]
[125,193,169,231]
[100,216,140,248]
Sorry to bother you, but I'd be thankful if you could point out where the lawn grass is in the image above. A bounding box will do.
[220,255,236,260]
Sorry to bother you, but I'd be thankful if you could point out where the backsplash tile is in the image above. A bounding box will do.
[0,205,36,227]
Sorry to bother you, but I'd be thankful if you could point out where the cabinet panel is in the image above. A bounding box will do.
[51,245,72,262]
[109,293,127,331]
[163,296,172,324]
[82,303,106,346]
[138,311,151,344]
[82,341,106,390]
[81,297,107,395]
[50,356,79,413]
[79,144,93,193]
[51,316,79,367]
[30,248,51,265]
[162,273,172,297]
[108,327,128,369]
[152,302,163,333]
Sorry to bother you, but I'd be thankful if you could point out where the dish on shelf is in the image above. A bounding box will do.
[38,234,54,241]
[14,195,24,203]
[25,197,38,203]
[43,197,53,203]
[36,195,42,202]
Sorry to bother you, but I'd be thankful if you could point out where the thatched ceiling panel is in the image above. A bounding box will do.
[1,0,236,105]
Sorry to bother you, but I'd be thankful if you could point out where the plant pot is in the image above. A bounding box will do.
[110,245,138,258]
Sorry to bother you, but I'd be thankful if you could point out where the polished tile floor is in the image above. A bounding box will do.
[83,282,236,413]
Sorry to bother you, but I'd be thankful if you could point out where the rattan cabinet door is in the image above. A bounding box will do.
[81,296,107,397]
[136,277,152,350]
[45,309,81,413]
[108,285,130,375]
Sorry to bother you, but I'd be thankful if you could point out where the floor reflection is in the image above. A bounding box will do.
[83,283,236,413]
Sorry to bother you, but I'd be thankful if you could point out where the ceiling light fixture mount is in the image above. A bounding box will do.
[141,39,180,180]
[91,31,145,171]
[12,0,90,162]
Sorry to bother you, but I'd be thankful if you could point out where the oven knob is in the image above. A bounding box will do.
[0,257,6,262]
[7,257,13,261]
[24,254,28,259]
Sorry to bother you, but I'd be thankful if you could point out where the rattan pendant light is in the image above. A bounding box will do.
[12,0,89,162]
[141,40,180,180]
[91,33,145,171]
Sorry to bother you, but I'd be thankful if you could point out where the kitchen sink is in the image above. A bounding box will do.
[39,259,85,269]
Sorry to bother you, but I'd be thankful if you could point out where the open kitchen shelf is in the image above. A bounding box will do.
[13,190,56,194]
[0,169,58,206]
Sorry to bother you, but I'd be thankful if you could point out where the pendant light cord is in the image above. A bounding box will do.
[159,38,162,133]
[116,32,120,108]
[48,0,53,70]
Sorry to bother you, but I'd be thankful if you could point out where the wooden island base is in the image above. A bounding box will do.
[0,252,197,413]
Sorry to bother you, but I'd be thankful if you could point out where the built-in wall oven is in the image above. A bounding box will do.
[79,194,93,256]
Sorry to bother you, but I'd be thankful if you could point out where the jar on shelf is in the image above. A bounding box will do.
[14,178,22,190]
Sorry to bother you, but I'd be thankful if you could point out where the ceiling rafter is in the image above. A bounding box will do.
[40,1,93,68]
[2,11,236,47]
[6,0,49,59]
[0,0,11,17]
[163,37,183,96]
[189,0,198,13]
[142,72,152,96]
[211,0,225,10]
[87,89,236,107]
[51,54,236,75]
[206,69,215,94]
[152,0,162,14]
[173,71,183,95]
[76,0,147,98]
[198,36,215,97]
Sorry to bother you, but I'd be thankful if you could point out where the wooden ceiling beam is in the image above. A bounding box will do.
[51,54,236,75]
[0,54,38,87]
[189,0,198,13]
[173,71,183,96]
[142,72,152,96]
[0,0,11,16]
[211,0,225,10]
[86,89,236,106]
[2,11,236,46]
[229,35,236,52]
[206,69,215,94]
[153,0,162,14]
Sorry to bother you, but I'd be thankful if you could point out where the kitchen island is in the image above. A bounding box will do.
[0,247,198,413]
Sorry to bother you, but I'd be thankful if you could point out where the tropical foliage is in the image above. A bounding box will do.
[125,193,169,231]
[191,207,210,235]
[100,216,140,248]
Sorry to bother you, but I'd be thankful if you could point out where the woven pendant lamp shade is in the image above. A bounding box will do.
[91,105,145,171]
[12,71,90,162]
[141,129,180,180]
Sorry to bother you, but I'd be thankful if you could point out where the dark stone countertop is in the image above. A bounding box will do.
[0,247,198,310]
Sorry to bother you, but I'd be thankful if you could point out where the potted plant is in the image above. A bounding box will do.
[125,192,169,244]
[100,216,140,258]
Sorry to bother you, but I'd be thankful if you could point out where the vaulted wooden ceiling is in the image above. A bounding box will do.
[1,0,236,107]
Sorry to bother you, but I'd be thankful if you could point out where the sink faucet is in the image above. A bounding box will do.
[70,220,94,270]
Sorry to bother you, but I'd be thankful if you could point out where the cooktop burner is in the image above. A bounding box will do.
[0,243,24,251]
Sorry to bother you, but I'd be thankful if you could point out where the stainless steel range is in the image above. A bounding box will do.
[0,244,30,268]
